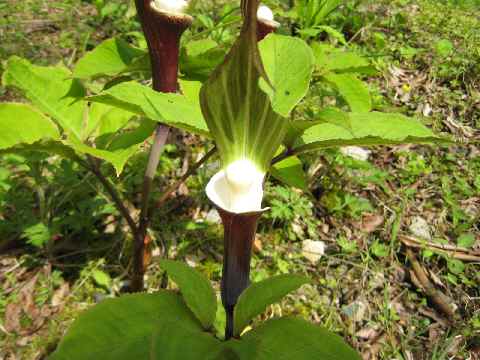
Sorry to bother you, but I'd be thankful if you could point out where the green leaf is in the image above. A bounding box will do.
[314,107,352,129]
[22,222,51,247]
[324,73,372,112]
[91,270,112,288]
[159,260,217,329]
[151,319,223,360]
[271,156,308,191]
[236,317,361,360]
[312,43,373,74]
[0,103,60,150]
[0,141,79,161]
[2,56,86,138]
[259,34,315,117]
[179,79,203,105]
[296,0,342,28]
[49,292,214,360]
[88,81,209,137]
[200,3,288,171]
[315,25,347,45]
[284,108,350,148]
[457,233,475,248]
[297,112,447,152]
[434,39,454,57]
[74,38,147,79]
[180,39,226,79]
[85,102,135,139]
[447,259,465,275]
[65,118,156,175]
[233,274,309,336]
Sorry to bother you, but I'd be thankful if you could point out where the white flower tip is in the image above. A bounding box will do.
[150,0,188,15]
[206,159,265,214]
[225,159,257,192]
[257,5,274,22]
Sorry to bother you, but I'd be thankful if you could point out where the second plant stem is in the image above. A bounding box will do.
[132,124,170,291]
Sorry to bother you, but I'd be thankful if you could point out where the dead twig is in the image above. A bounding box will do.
[400,235,480,262]
[406,248,457,322]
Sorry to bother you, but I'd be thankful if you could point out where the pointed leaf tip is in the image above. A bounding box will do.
[159,260,217,329]
[233,274,310,336]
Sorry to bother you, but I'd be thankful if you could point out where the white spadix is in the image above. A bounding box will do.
[257,5,274,22]
[150,0,188,14]
[206,159,265,214]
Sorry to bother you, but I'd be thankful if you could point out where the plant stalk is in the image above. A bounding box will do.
[131,0,193,291]
[84,156,139,241]
[133,124,170,291]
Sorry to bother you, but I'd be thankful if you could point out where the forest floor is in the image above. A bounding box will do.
[0,0,479,359]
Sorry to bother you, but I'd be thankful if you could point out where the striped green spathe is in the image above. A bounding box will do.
[199,0,287,172]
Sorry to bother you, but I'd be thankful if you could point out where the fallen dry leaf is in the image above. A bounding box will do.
[356,327,379,340]
[20,274,40,320]
[253,234,263,253]
[361,214,384,233]
[51,282,70,307]
[4,303,22,333]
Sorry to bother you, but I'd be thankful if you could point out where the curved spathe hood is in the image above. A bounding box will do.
[206,159,267,214]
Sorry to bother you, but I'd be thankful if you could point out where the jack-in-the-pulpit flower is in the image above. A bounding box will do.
[257,4,280,40]
[136,0,192,92]
[203,2,283,216]
[200,0,283,338]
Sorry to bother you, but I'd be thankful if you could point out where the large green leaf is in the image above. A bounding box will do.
[151,319,223,360]
[324,73,372,112]
[233,274,309,336]
[2,56,86,138]
[159,260,217,329]
[283,107,351,147]
[0,103,60,150]
[312,43,373,74]
[0,141,79,161]
[235,317,361,360]
[88,81,209,137]
[84,102,135,140]
[74,38,147,79]
[297,112,448,152]
[259,34,315,117]
[179,79,203,105]
[49,292,218,360]
[65,118,156,175]
[271,156,308,191]
[200,0,287,170]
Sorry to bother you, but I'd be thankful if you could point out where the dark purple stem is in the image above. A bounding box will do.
[131,0,192,292]
[218,209,264,339]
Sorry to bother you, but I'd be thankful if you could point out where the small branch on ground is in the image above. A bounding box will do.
[400,235,480,262]
[406,248,457,322]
